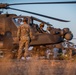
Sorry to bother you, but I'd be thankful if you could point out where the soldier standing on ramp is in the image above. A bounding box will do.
[17,18,32,60]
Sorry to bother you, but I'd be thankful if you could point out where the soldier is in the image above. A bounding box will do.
[46,26,56,35]
[17,18,33,60]
[53,46,59,59]
[46,26,51,34]
[39,23,46,33]
[18,18,23,25]
[46,48,51,59]
[62,48,66,56]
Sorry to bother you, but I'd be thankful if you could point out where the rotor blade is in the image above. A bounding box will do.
[7,7,70,22]
[9,1,76,6]
[31,16,52,26]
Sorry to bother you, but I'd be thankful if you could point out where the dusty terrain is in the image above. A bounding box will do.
[0,58,76,75]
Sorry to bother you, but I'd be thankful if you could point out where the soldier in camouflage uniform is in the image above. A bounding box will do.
[17,18,32,60]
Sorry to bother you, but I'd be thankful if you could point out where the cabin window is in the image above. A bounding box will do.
[12,18,23,27]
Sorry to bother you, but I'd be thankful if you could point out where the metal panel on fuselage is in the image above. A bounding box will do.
[0,17,6,35]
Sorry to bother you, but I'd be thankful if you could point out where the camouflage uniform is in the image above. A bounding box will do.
[17,20,32,59]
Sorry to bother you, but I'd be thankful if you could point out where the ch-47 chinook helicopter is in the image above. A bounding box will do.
[0,1,75,58]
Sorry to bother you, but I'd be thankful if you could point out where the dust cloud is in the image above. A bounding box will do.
[0,59,76,75]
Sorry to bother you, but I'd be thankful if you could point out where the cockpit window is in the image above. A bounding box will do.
[12,18,23,27]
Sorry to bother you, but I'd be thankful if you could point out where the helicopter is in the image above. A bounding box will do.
[0,1,75,58]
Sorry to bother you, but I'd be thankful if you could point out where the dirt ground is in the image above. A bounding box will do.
[0,58,76,75]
